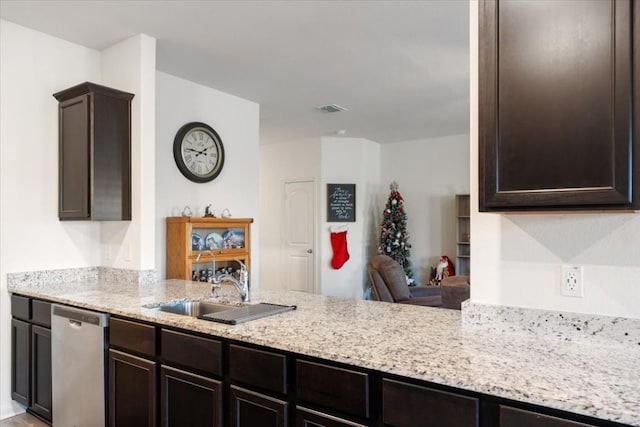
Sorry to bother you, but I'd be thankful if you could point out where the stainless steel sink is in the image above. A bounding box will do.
[149,300,296,324]
[151,300,238,317]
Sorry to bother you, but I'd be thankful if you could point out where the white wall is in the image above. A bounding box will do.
[259,135,470,296]
[320,137,381,299]
[101,35,157,270]
[0,20,102,419]
[155,72,260,285]
[380,134,470,284]
[259,139,321,290]
[469,1,640,319]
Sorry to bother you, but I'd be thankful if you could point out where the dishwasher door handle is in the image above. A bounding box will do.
[69,319,82,328]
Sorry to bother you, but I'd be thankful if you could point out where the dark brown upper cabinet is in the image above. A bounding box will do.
[479,0,639,211]
[53,82,134,220]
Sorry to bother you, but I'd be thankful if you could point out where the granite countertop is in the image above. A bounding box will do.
[8,279,640,426]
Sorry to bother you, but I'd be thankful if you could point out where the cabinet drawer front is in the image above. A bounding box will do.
[500,406,595,427]
[11,295,30,321]
[31,300,51,327]
[109,317,156,357]
[161,329,222,376]
[229,344,287,394]
[382,379,478,427]
[296,360,369,419]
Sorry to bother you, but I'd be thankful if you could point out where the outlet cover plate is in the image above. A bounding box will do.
[561,265,584,297]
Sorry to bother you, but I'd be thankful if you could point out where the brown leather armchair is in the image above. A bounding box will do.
[367,255,442,307]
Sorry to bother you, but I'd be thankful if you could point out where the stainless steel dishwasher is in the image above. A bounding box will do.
[52,304,109,427]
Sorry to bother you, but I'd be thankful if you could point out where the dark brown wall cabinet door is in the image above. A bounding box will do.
[231,385,288,427]
[479,0,639,210]
[108,349,157,427]
[500,405,596,427]
[30,325,52,421]
[11,318,30,406]
[382,379,479,427]
[161,365,222,427]
[53,82,134,220]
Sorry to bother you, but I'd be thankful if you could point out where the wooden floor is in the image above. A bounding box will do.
[0,413,49,427]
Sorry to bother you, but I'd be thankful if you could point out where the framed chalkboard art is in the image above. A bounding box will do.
[327,183,356,222]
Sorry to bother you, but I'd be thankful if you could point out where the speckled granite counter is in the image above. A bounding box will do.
[7,278,640,426]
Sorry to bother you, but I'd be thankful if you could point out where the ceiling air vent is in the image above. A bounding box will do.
[317,104,348,113]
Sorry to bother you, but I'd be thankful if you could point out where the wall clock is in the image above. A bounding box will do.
[173,122,225,183]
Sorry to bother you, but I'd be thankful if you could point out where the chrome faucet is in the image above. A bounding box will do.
[217,259,250,303]
[195,251,222,296]
[194,253,248,301]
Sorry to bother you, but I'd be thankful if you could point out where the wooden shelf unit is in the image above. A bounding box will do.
[455,195,470,276]
[166,217,253,281]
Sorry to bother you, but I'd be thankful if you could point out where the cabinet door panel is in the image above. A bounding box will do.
[11,319,30,406]
[231,385,288,427]
[161,365,222,427]
[382,379,478,427]
[30,325,51,421]
[58,95,90,219]
[109,349,157,427]
[296,407,366,427]
[479,0,637,210]
[500,405,595,427]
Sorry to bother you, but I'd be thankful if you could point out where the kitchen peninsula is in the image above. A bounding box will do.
[9,277,640,427]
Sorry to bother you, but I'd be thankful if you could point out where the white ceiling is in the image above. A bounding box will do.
[0,0,470,145]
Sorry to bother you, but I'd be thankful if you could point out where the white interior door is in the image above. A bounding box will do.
[283,180,316,293]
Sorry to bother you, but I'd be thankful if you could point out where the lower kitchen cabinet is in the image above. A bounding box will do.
[30,325,52,420]
[11,318,30,406]
[10,295,52,423]
[104,315,631,427]
[161,365,222,427]
[108,349,157,427]
[231,385,288,427]
[382,378,479,427]
[499,406,595,427]
[296,407,366,427]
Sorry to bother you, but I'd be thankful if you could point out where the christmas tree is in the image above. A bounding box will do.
[378,181,414,284]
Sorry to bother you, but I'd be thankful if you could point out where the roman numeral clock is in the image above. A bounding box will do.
[173,122,225,183]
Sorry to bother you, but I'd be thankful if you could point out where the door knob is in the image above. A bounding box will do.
[307,249,313,253]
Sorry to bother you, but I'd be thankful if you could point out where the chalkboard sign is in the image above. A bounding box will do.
[327,183,356,222]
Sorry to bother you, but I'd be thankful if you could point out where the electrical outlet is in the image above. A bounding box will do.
[561,265,584,297]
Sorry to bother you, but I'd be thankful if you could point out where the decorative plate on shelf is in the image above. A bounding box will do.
[191,232,204,250]
[223,229,245,249]
[205,232,224,250]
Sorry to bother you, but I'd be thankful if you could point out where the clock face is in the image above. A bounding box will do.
[173,122,225,182]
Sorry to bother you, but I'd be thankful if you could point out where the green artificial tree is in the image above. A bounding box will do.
[377,181,414,284]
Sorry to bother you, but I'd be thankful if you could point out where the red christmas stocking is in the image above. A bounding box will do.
[330,230,350,269]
